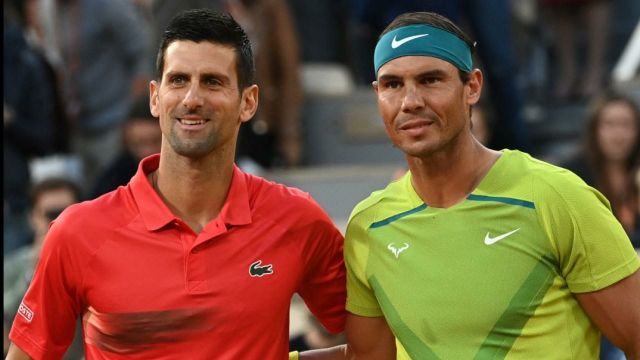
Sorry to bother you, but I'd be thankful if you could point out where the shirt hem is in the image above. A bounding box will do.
[346,302,384,317]
[9,326,62,360]
[569,256,640,293]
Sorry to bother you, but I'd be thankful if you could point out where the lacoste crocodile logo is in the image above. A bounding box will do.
[249,260,274,277]
[387,243,410,258]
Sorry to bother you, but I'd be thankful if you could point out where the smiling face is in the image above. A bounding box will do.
[374,56,482,158]
[150,40,257,160]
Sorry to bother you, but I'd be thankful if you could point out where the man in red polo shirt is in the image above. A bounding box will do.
[7,9,346,360]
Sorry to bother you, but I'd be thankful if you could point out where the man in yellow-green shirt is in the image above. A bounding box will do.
[343,11,640,360]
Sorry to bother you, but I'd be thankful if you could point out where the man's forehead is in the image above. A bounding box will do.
[160,41,237,85]
[164,41,236,68]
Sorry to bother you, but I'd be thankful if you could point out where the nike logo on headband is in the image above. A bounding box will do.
[391,33,429,48]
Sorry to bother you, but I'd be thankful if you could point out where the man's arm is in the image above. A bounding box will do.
[574,269,640,359]
[296,313,395,360]
[6,343,32,360]
[345,313,396,359]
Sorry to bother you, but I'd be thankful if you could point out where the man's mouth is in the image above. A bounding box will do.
[178,119,206,125]
[398,119,434,131]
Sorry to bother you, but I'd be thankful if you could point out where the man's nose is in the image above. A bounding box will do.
[182,83,204,109]
[401,85,424,112]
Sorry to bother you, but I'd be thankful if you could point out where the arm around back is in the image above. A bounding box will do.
[296,314,396,360]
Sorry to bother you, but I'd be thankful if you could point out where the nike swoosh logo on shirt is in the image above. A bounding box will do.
[484,228,520,245]
[391,34,429,48]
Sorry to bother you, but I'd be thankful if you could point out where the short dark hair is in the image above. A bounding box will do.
[381,12,475,83]
[156,9,255,90]
[29,177,82,208]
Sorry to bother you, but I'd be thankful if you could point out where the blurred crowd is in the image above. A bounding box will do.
[3,0,640,358]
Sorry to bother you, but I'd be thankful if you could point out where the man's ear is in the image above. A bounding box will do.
[466,69,483,106]
[149,80,160,117]
[239,84,259,124]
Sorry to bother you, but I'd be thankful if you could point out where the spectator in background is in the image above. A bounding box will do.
[4,177,82,360]
[30,0,151,190]
[539,0,613,101]
[3,0,56,255]
[90,96,161,198]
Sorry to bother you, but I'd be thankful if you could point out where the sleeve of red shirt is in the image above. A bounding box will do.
[296,202,347,334]
[9,208,85,359]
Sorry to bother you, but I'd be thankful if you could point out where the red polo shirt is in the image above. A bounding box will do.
[10,154,346,359]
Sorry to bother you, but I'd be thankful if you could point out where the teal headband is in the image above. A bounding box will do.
[374,24,473,76]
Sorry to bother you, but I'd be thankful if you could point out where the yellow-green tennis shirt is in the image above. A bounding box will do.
[345,150,639,359]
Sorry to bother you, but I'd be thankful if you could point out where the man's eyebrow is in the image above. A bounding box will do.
[378,74,402,82]
[164,70,189,78]
[201,72,231,83]
[416,69,448,78]
[378,69,448,82]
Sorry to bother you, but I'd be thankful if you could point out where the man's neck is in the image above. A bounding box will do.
[407,139,500,208]
[154,150,235,233]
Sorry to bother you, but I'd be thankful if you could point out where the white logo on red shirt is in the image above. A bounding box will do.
[18,302,34,322]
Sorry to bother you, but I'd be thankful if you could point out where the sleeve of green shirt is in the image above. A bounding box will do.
[535,170,640,293]
[344,207,384,317]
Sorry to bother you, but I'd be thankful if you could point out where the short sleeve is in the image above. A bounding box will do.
[296,214,347,334]
[344,212,384,317]
[9,216,83,359]
[536,174,640,293]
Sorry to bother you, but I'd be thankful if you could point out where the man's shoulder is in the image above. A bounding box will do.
[348,176,406,226]
[499,150,589,196]
[57,186,136,230]
[42,187,138,261]
[243,172,328,218]
[490,151,611,224]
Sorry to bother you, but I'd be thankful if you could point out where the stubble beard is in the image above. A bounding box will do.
[396,124,465,159]
[167,126,218,159]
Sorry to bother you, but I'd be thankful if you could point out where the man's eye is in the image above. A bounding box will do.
[384,81,401,89]
[171,76,187,85]
[204,78,222,87]
[422,77,439,84]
